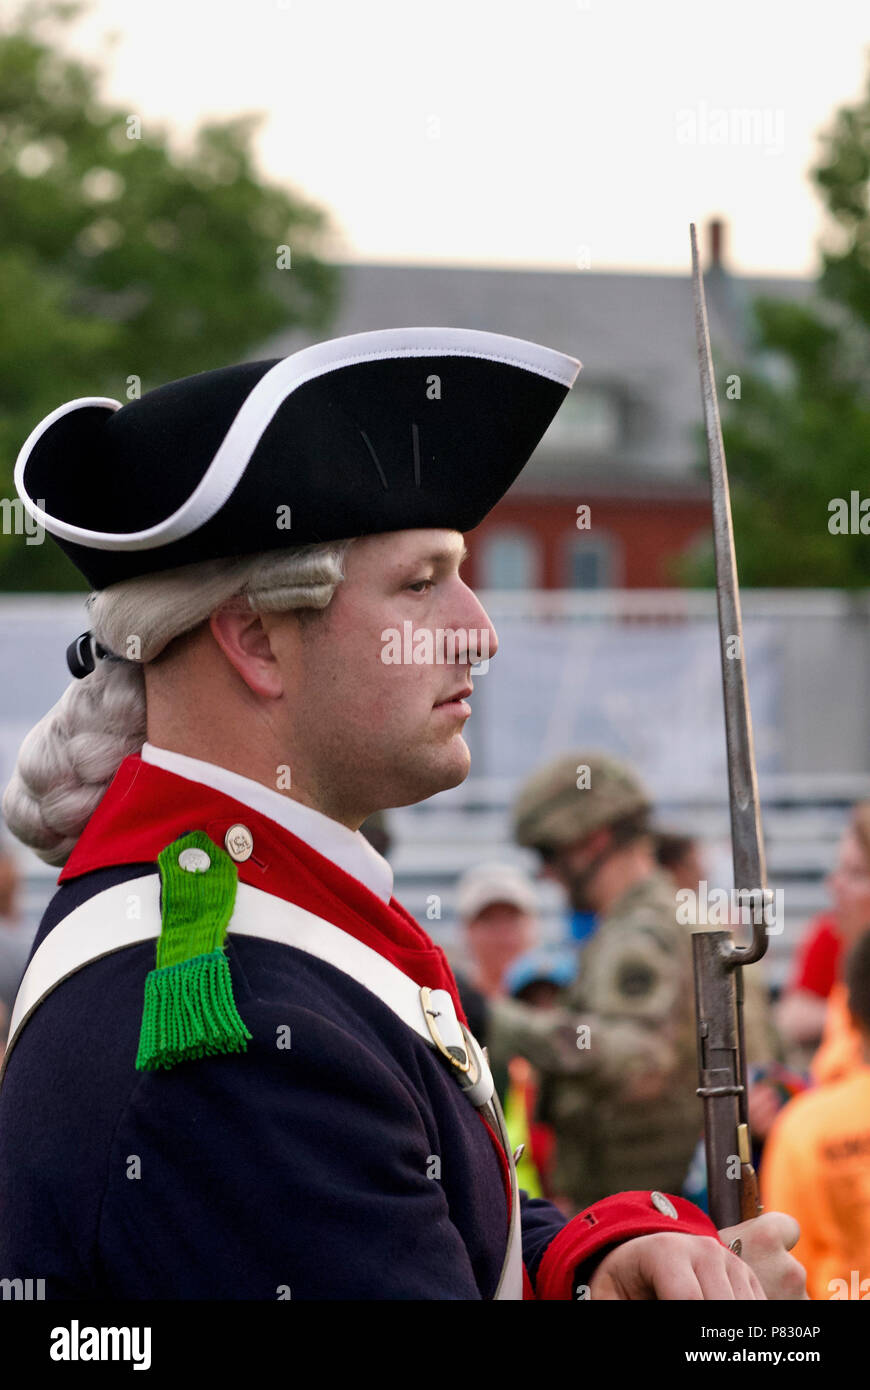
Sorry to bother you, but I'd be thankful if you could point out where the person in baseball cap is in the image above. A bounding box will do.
[504,947,577,1007]
[456,860,539,924]
[451,861,540,1062]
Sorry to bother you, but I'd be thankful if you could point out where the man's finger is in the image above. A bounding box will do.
[588,1271,642,1301]
[747,1267,768,1300]
[646,1264,706,1301]
[719,1209,801,1253]
[767,1211,801,1252]
[691,1256,737,1301]
[725,1255,767,1302]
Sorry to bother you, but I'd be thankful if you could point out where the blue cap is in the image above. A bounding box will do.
[504,947,577,997]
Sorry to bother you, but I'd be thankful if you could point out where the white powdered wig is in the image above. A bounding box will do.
[1,540,355,868]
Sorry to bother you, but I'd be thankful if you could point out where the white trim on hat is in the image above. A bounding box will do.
[14,327,582,554]
[13,395,123,547]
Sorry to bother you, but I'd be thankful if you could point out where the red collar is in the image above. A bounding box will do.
[60,753,465,1016]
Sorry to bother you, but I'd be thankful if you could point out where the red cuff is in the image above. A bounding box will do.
[535,1191,724,1301]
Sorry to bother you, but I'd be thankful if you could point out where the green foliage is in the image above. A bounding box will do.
[0,1,340,591]
[690,58,870,587]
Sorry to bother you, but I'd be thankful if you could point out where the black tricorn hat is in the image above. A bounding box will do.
[15,326,581,590]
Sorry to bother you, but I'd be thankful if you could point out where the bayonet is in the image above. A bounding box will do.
[689,222,772,1230]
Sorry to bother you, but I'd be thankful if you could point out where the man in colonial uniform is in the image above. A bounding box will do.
[0,327,803,1299]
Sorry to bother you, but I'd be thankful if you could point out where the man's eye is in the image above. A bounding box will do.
[407,579,434,593]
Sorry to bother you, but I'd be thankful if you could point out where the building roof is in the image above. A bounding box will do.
[261,261,814,489]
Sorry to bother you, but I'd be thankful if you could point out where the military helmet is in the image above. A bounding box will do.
[512,751,651,854]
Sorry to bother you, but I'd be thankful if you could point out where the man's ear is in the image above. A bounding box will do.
[208,606,285,700]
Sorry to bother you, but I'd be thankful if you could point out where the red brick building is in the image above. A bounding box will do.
[465,479,712,591]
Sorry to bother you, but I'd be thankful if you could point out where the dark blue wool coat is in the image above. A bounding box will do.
[0,864,567,1300]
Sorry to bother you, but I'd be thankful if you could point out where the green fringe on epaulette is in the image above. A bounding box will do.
[135,830,252,1071]
[135,949,252,1070]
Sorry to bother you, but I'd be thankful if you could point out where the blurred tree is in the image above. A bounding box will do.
[684,58,870,588]
[0,0,340,590]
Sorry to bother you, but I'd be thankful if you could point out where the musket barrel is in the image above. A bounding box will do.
[692,928,743,1229]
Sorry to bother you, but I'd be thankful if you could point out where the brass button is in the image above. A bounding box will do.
[650,1191,678,1219]
[224,824,254,862]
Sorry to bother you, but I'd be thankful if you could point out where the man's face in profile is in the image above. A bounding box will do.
[269,528,499,821]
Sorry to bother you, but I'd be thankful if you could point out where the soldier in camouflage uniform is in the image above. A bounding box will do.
[487,751,776,1216]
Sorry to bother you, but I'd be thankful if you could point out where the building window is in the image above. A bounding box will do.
[540,387,621,454]
[479,529,539,588]
[563,532,620,588]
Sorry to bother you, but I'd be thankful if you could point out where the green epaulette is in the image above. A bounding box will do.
[135,829,252,1071]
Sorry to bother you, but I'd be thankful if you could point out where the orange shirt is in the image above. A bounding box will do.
[811,981,862,1085]
[761,1064,870,1300]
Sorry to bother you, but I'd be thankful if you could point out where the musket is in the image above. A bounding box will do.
[689,222,773,1231]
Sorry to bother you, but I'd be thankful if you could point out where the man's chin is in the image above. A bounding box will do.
[437,749,471,793]
[397,739,471,806]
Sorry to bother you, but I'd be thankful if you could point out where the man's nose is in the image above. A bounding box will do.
[456,586,498,664]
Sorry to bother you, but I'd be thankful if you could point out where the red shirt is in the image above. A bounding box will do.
[792,913,842,999]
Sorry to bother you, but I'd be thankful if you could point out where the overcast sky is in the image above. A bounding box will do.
[64,0,870,276]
